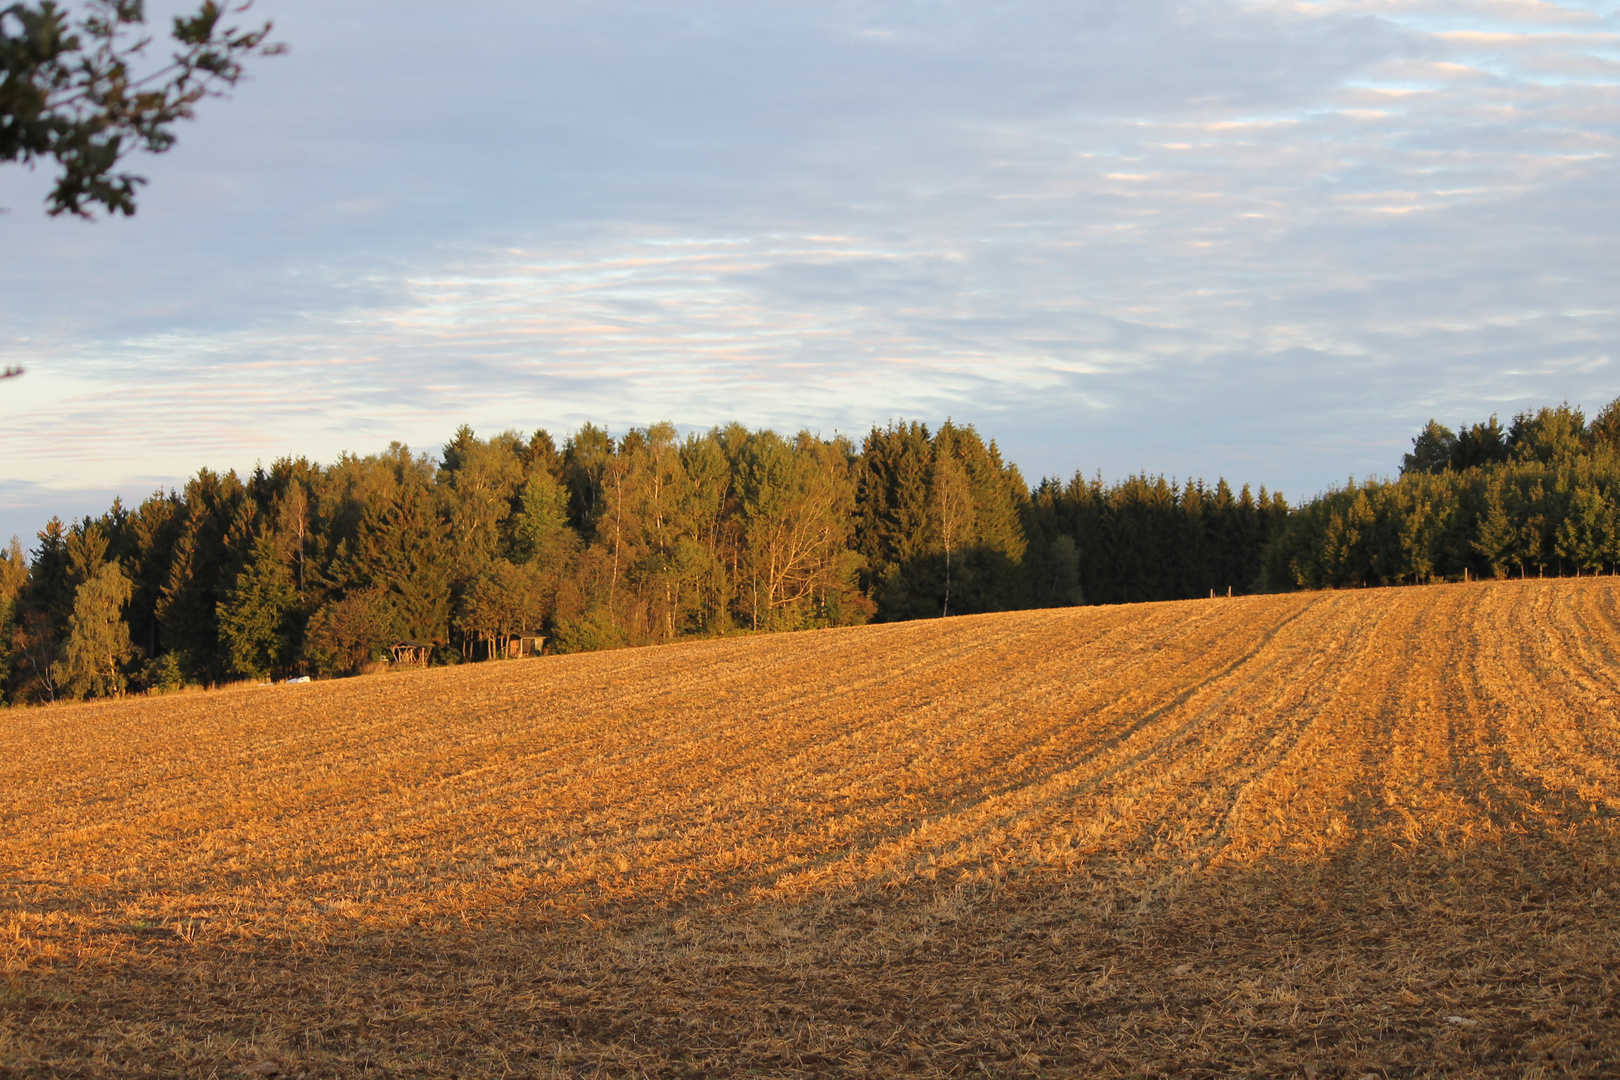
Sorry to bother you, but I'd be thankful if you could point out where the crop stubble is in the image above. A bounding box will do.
[2,579,1619,1077]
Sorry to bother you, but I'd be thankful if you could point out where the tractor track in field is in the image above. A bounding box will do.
[4,579,1620,1078]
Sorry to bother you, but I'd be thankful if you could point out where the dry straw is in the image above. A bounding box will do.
[2,579,1618,1076]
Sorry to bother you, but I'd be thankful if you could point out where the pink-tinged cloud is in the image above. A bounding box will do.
[0,0,1616,546]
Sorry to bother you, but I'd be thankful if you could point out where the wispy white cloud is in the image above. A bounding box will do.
[0,0,1615,543]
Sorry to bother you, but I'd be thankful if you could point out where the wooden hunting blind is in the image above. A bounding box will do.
[389,641,433,666]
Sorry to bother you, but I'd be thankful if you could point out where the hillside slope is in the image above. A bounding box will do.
[4,580,1620,1077]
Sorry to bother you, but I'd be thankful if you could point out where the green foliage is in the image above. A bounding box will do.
[122,488,184,667]
[548,609,628,655]
[1269,397,1620,589]
[53,558,132,699]
[140,650,187,693]
[156,467,249,685]
[304,587,396,676]
[1555,484,1614,574]
[26,516,72,630]
[563,423,615,531]
[1508,403,1587,466]
[1262,457,1620,588]
[0,417,1319,701]
[438,425,526,578]
[1026,473,1285,605]
[1401,421,1457,477]
[735,429,869,630]
[457,558,549,657]
[326,444,454,646]
[1397,403,1602,478]
[219,532,298,679]
[0,0,281,216]
[855,421,1030,619]
[0,536,27,697]
[1455,416,1509,471]
[855,421,934,611]
[7,515,121,702]
[509,472,572,564]
[6,523,60,703]
[1031,534,1085,607]
[1589,399,1620,451]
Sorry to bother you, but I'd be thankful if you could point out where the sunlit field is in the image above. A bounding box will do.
[4,579,1619,1077]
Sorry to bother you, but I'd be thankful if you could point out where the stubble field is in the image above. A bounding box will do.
[3,579,1620,1078]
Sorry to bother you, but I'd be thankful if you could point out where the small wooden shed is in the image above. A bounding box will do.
[468,634,545,661]
[507,634,545,658]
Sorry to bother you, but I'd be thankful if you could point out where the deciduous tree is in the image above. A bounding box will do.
[304,586,394,676]
[1,0,281,216]
[53,557,132,698]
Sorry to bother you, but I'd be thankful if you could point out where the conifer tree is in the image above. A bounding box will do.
[219,532,298,678]
[509,471,573,566]
[1402,421,1458,476]
[1589,398,1620,451]
[27,516,73,627]
[1508,404,1587,466]
[123,490,185,668]
[1554,485,1614,574]
[0,414,1367,701]
[523,428,564,481]
[941,423,1029,614]
[7,519,68,701]
[157,468,249,684]
[1455,417,1510,470]
[1472,481,1515,578]
[332,446,454,646]
[0,536,27,698]
[854,422,935,617]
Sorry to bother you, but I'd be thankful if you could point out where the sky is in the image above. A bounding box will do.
[1,0,1617,544]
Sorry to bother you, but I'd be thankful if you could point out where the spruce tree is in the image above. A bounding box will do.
[1554,485,1614,574]
[0,537,27,699]
[338,455,454,646]
[124,491,185,669]
[220,533,299,679]
[157,469,249,684]
[854,422,936,619]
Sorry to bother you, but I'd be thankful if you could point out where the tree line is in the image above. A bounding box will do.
[1264,400,1620,588]
[11,399,1615,705]
[0,419,1290,704]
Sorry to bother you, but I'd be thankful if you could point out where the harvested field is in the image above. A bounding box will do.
[4,578,1620,1078]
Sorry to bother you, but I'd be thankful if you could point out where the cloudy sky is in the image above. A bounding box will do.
[2,0,1616,542]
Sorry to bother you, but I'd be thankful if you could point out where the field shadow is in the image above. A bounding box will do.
[5,825,1619,1078]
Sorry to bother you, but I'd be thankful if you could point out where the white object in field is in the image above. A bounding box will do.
[285,675,312,684]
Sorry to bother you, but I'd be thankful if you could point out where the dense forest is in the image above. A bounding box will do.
[0,420,1286,703]
[1265,400,1620,588]
[6,398,1617,704]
